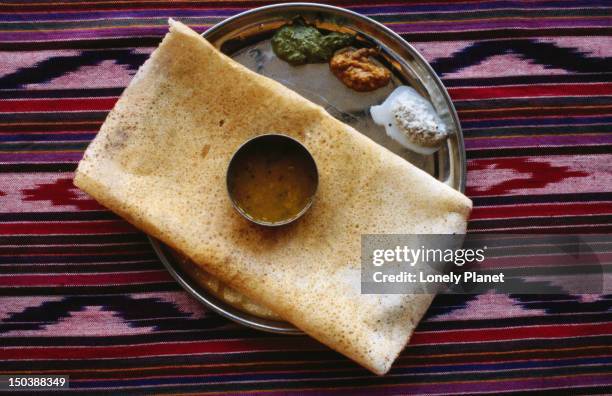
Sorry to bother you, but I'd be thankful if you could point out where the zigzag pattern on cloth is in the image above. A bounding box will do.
[0,49,148,89]
[1,293,610,337]
[1,39,611,89]
[0,295,225,334]
[431,39,612,76]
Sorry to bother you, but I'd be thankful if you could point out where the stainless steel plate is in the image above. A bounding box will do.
[151,2,466,335]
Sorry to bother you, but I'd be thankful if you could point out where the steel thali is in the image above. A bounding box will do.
[150,3,466,335]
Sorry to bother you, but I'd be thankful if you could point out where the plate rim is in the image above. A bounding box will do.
[150,236,302,334]
[152,2,467,335]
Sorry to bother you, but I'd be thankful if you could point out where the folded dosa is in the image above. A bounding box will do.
[74,19,472,375]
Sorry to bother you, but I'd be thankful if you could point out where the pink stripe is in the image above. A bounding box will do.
[465,134,612,149]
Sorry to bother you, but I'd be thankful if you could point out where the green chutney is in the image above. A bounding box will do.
[271,21,354,65]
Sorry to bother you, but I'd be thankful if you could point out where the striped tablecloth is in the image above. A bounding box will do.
[1,1,611,394]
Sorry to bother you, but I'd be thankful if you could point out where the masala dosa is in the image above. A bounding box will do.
[74,19,472,375]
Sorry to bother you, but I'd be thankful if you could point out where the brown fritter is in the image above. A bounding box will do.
[329,48,391,92]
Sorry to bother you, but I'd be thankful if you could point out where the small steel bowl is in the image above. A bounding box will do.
[226,133,318,226]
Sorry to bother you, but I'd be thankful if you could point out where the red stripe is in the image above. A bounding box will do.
[410,322,612,344]
[0,98,118,113]
[0,130,97,135]
[471,202,612,220]
[457,106,612,120]
[0,338,322,360]
[0,270,172,287]
[0,221,138,235]
[449,83,612,100]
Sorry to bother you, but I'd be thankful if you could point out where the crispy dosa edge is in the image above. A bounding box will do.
[74,19,472,375]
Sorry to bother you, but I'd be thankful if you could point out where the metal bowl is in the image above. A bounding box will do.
[226,134,319,227]
[151,2,466,335]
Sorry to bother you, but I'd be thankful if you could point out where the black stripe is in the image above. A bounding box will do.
[0,123,101,133]
[466,144,612,158]
[0,111,107,122]
[0,142,89,151]
[469,215,612,229]
[0,163,77,172]
[0,211,117,222]
[455,96,612,111]
[470,225,612,234]
[0,253,158,265]
[0,233,148,245]
[472,192,612,206]
[0,254,155,263]
[0,87,124,99]
[0,283,180,296]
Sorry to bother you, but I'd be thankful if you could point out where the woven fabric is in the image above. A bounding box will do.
[0,1,611,394]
